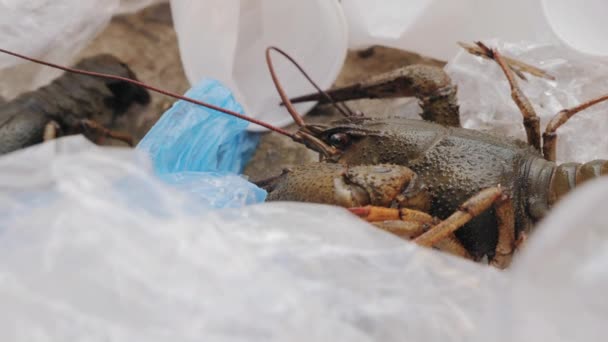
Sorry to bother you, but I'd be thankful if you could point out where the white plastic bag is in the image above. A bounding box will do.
[0,0,162,99]
[2,135,608,341]
[342,0,559,61]
[343,0,608,60]
[170,0,348,132]
[502,177,608,342]
[170,0,608,133]
[1,38,607,342]
[0,136,499,341]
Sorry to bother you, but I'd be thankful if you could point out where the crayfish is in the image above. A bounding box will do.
[2,42,607,269]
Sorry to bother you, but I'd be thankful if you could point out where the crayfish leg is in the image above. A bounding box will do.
[543,93,608,161]
[434,236,473,260]
[489,194,516,269]
[412,186,516,269]
[349,206,435,224]
[490,47,541,151]
[350,205,472,259]
[289,64,461,127]
[349,205,434,239]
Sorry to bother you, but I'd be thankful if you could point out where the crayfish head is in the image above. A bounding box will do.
[263,163,431,213]
[292,125,343,161]
[291,120,379,162]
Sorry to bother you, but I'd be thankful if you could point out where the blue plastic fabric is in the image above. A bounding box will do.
[137,79,259,174]
[137,79,267,207]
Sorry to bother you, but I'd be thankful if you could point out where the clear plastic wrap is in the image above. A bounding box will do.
[1,12,607,340]
[2,134,608,341]
[446,40,608,163]
[0,136,502,341]
[503,178,608,342]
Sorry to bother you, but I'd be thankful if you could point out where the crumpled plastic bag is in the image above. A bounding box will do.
[500,177,608,342]
[0,0,163,99]
[0,135,501,341]
[445,39,608,163]
[136,78,266,207]
[170,0,348,132]
[1,133,608,341]
[137,79,259,175]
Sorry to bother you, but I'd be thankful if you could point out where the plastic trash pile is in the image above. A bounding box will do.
[3,0,607,129]
[0,139,501,341]
[1,0,608,339]
[1,41,608,340]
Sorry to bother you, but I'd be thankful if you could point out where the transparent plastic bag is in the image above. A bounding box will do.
[500,177,608,342]
[0,135,502,341]
[1,14,607,341]
[445,39,608,163]
[2,134,608,341]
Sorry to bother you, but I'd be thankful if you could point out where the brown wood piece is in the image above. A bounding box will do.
[80,119,134,147]
[43,121,60,141]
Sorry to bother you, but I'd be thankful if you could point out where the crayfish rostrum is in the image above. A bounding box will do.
[2,42,607,269]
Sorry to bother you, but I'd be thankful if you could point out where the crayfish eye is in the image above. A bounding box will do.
[328,133,351,148]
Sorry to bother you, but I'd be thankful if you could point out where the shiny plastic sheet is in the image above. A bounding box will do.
[2,135,608,341]
[0,136,501,341]
[504,178,608,341]
[446,40,608,163]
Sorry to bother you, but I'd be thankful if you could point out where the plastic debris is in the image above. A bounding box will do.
[137,78,259,174]
[170,0,347,132]
[502,177,608,342]
[0,136,501,341]
[2,133,608,341]
[446,39,608,163]
[137,78,266,206]
[0,0,162,99]
[159,172,264,209]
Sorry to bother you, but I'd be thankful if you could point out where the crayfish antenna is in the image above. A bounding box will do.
[265,47,345,158]
[0,47,293,138]
[265,47,307,127]
[265,46,354,118]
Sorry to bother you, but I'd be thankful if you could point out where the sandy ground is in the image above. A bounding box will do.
[75,3,444,180]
